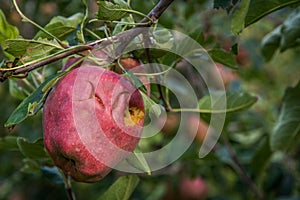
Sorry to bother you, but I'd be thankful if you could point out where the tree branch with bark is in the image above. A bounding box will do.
[0,0,175,82]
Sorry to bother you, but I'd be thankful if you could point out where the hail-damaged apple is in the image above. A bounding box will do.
[43,65,145,183]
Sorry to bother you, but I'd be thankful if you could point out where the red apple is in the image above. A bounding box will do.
[43,65,145,182]
[119,57,140,71]
[179,176,208,200]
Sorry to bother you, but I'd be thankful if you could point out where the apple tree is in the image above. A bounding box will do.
[0,0,300,199]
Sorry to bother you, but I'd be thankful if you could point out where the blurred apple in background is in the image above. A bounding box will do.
[179,176,208,200]
[163,175,208,200]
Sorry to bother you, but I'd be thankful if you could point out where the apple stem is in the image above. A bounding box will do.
[62,172,77,200]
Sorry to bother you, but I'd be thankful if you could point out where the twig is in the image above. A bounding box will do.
[139,0,175,24]
[0,45,92,82]
[222,137,264,200]
[143,32,172,111]
[0,0,175,81]
[12,0,67,48]
[110,0,176,60]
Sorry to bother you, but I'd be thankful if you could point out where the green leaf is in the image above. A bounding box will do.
[188,27,205,45]
[261,8,300,61]
[125,150,151,175]
[17,137,49,159]
[123,69,147,93]
[250,137,272,175]
[9,79,28,100]
[271,82,300,151]
[245,0,299,27]
[0,136,19,151]
[97,0,131,21]
[280,8,300,51]
[5,71,67,128]
[198,91,257,114]
[141,93,162,118]
[208,48,238,69]
[78,0,89,43]
[4,38,63,62]
[98,175,139,200]
[261,26,281,61]
[0,9,19,45]
[231,0,251,35]
[21,158,40,173]
[34,13,84,40]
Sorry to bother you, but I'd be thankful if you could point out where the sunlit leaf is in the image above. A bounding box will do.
[231,0,251,35]
[208,48,237,69]
[271,82,300,151]
[98,175,139,200]
[4,38,63,62]
[0,9,19,45]
[97,0,131,21]
[34,13,84,40]
[198,91,257,114]
[125,150,151,175]
[5,71,67,128]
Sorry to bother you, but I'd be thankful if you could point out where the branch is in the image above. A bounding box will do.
[140,0,175,24]
[113,0,175,59]
[0,0,175,82]
[143,32,172,111]
[222,137,264,200]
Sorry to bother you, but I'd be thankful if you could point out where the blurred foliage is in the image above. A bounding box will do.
[0,0,300,200]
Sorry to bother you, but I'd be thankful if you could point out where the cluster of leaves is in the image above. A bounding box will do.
[262,7,300,61]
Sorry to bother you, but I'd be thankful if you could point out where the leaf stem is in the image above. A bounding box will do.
[61,172,76,200]
[79,0,89,43]
[12,0,66,48]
